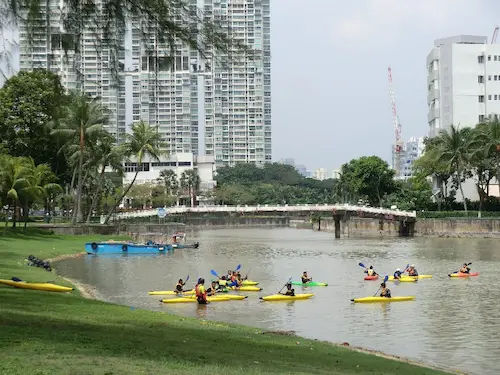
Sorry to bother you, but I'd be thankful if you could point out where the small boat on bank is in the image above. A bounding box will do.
[170,232,199,249]
[85,242,172,254]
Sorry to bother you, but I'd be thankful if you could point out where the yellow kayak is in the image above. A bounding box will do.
[148,289,195,296]
[242,280,259,286]
[406,275,432,280]
[187,294,248,301]
[351,296,415,303]
[0,279,73,293]
[260,293,314,301]
[161,296,231,304]
[387,276,417,282]
[228,286,262,292]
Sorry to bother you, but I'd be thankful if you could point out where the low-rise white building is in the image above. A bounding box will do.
[121,152,216,191]
[313,168,328,181]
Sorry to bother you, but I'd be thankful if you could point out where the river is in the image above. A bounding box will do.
[55,228,500,374]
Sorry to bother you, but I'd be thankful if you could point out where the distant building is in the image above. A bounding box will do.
[395,137,425,179]
[330,169,341,180]
[0,17,19,87]
[279,158,296,167]
[313,168,328,181]
[121,153,216,192]
[296,164,311,178]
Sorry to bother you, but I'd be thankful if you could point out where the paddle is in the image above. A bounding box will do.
[373,275,389,297]
[235,264,241,272]
[278,277,292,295]
[210,269,219,278]
[358,262,366,269]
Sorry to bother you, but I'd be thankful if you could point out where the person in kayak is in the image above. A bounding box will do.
[175,278,186,293]
[195,278,208,304]
[380,282,391,298]
[301,271,312,284]
[459,263,470,274]
[407,265,418,276]
[206,281,219,296]
[218,275,228,287]
[281,283,295,296]
[393,268,403,280]
[228,272,242,287]
[365,266,377,276]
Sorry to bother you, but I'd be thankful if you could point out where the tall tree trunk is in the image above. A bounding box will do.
[104,170,139,224]
[5,205,10,227]
[86,165,106,223]
[12,202,17,228]
[23,205,28,229]
[73,128,85,224]
[458,180,467,213]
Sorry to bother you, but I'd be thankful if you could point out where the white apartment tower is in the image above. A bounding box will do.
[427,35,500,137]
[16,0,271,165]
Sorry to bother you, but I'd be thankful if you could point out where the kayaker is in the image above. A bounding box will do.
[281,283,295,296]
[365,266,377,276]
[206,281,219,296]
[195,278,207,304]
[407,265,418,276]
[393,268,403,280]
[380,282,391,298]
[218,275,228,287]
[175,278,186,293]
[459,263,470,274]
[301,271,312,284]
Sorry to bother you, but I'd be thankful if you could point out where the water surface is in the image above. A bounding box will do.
[56,228,500,374]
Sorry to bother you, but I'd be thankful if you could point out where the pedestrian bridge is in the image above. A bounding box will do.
[116,204,416,221]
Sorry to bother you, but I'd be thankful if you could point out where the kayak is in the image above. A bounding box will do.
[161,296,231,304]
[187,294,247,301]
[148,289,195,296]
[242,280,259,286]
[405,275,432,279]
[0,279,73,293]
[364,275,379,280]
[351,296,415,303]
[291,281,328,287]
[387,277,417,282]
[260,293,314,301]
[228,286,262,292]
[449,272,479,278]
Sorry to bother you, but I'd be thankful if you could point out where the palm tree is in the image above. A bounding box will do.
[104,121,162,223]
[52,93,108,224]
[434,125,471,212]
[0,156,31,227]
[157,169,179,205]
[180,169,200,207]
[86,134,124,223]
[473,120,500,184]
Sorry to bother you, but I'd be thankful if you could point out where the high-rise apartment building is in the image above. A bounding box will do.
[427,35,500,137]
[16,0,271,165]
[395,136,424,179]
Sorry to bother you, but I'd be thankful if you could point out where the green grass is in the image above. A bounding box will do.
[417,210,500,218]
[0,229,449,375]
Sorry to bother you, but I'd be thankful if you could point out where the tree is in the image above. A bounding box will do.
[104,121,162,223]
[433,125,471,212]
[52,93,109,224]
[0,70,69,181]
[180,169,200,207]
[338,156,396,207]
[473,120,500,185]
[157,169,179,206]
[0,156,31,227]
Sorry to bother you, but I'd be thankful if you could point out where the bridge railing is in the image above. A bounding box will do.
[114,204,416,220]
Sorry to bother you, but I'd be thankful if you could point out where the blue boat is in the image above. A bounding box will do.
[85,242,172,254]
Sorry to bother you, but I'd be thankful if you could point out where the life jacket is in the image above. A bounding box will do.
[219,279,227,286]
[367,269,375,276]
[195,284,206,297]
[176,283,183,292]
[394,271,402,278]
[408,268,418,276]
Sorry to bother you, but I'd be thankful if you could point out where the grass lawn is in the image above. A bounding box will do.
[0,229,450,375]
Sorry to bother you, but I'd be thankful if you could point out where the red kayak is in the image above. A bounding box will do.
[449,272,479,278]
[364,275,379,280]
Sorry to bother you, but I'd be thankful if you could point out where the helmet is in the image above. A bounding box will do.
[396,268,401,272]
[369,266,373,269]
[410,265,415,268]
[381,282,386,287]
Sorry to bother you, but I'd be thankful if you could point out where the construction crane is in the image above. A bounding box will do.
[388,66,403,177]
[491,26,499,44]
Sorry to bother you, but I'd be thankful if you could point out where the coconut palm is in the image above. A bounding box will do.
[157,169,179,205]
[86,134,124,223]
[52,92,109,224]
[104,121,162,223]
[473,120,500,184]
[180,169,200,207]
[0,156,31,227]
[434,125,471,212]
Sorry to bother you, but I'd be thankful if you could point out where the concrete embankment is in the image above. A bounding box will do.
[38,215,500,238]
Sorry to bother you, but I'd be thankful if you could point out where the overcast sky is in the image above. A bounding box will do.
[271,0,500,170]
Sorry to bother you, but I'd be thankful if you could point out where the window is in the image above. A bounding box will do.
[178,161,192,166]
[495,76,498,81]
[479,95,485,102]
[489,95,492,100]
[488,55,492,61]
[496,56,498,61]
[495,95,498,100]
[489,75,492,81]
[478,75,484,83]
[479,115,485,122]
[478,55,485,63]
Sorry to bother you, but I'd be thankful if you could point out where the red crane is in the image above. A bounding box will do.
[491,26,499,44]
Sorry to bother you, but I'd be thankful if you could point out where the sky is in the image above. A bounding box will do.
[270,0,500,171]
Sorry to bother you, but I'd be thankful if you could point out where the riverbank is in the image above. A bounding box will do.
[0,229,451,374]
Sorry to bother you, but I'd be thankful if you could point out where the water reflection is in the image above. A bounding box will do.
[55,228,500,375]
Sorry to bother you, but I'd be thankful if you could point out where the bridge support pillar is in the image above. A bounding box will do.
[334,216,341,238]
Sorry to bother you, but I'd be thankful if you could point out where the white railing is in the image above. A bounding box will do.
[115,204,416,220]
